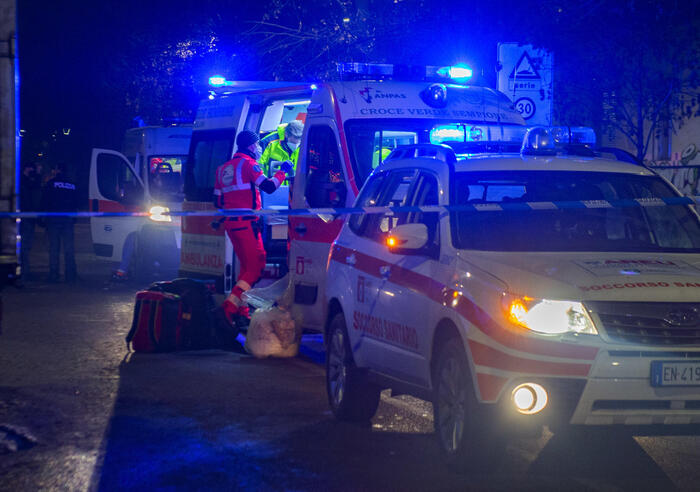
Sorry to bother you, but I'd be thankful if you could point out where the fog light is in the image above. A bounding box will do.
[512,383,548,415]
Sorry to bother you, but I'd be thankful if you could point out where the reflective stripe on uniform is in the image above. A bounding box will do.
[235,158,245,186]
[236,279,252,291]
[220,183,252,193]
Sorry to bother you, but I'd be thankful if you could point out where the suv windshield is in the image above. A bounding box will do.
[451,171,700,252]
[345,119,525,185]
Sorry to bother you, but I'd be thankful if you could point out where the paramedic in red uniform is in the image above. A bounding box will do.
[214,130,292,322]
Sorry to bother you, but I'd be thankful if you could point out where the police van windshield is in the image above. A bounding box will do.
[345,119,525,185]
[451,171,700,252]
[148,156,185,201]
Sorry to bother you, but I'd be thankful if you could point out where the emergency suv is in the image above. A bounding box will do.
[324,127,700,467]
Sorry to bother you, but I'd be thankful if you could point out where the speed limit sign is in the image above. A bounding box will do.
[515,97,536,120]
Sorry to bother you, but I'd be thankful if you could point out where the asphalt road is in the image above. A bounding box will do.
[1,223,700,491]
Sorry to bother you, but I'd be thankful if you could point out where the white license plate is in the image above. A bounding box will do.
[651,361,700,387]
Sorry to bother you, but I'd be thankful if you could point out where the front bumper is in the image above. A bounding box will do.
[495,348,700,434]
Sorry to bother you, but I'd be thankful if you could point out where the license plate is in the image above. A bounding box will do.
[651,361,700,387]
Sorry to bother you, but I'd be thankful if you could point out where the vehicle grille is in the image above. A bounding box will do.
[585,301,700,346]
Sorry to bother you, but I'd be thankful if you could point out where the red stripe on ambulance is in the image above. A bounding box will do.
[468,340,592,377]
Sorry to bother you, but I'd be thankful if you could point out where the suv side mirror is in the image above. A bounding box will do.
[386,223,428,251]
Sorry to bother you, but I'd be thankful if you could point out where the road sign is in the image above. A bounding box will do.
[497,43,553,126]
[514,97,536,120]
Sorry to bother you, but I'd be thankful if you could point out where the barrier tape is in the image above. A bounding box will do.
[3,196,699,219]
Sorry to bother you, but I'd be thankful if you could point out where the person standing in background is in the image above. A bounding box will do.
[41,162,79,283]
[19,162,42,280]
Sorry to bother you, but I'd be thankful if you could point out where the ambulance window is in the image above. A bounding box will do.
[360,170,416,243]
[96,153,143,204]
[346,125,418,184]
[148,156,185,201]
[304,126,346,208]
[184,130,235,201]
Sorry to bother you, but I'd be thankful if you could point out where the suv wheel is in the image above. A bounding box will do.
[326,312,380,422]
[433,337,502,470]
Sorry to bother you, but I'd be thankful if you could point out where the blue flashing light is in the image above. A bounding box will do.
[310,83,318,90]
[449,64,473,81]
[436,63,473,83]
[209,75,227,87]
[431,125,464,143]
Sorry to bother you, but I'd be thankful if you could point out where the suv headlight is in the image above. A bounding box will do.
[502,295,597,335]
[149,205,171,222]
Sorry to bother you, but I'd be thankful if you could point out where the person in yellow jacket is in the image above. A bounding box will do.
[259,120,304,176]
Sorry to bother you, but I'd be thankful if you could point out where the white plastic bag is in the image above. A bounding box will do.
[244,306,300,358]
[242,274,291,310]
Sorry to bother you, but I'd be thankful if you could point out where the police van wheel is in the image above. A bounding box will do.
[326,312,380,422]
[433,338,502,471]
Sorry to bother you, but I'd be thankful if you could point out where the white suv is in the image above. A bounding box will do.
[324,130,700,468]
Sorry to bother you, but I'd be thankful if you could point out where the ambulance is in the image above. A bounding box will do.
[90,125,192,279]
[323,126,700,468]
[179,64,525,323]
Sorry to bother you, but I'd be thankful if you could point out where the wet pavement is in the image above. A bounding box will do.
[2,223,700,491]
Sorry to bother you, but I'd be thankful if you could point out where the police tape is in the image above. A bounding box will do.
[3,196,700,219]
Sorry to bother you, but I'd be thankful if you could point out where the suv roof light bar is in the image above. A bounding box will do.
[385,144,457,166]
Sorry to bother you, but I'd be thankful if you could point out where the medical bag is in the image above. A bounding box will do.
[147,278,239,350]
[126,291,183,352]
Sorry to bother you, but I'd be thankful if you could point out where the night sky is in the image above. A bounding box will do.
[16,1,699,182]
[17,1,522,165]
[17,1,259,158]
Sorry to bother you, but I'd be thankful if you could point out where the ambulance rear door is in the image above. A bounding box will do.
[290,119,350,330]
[89,148,146,262]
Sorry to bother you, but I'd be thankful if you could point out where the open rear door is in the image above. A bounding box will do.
[89,148,146,262]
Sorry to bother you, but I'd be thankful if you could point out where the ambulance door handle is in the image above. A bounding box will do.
[294,223,307,236]
[379,265,391,279]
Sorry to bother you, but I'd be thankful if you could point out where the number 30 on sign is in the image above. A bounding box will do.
[515,97,536,120]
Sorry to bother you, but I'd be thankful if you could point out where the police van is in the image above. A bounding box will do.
[180,64,525,328]
[323,127,700,467]
[90,125,192,279]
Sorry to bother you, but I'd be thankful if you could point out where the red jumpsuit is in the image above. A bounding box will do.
[214,152,286,317]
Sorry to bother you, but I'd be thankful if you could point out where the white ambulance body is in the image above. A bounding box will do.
[323,131,700,466]
[90,125,192,277]
[179,73,526,321]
